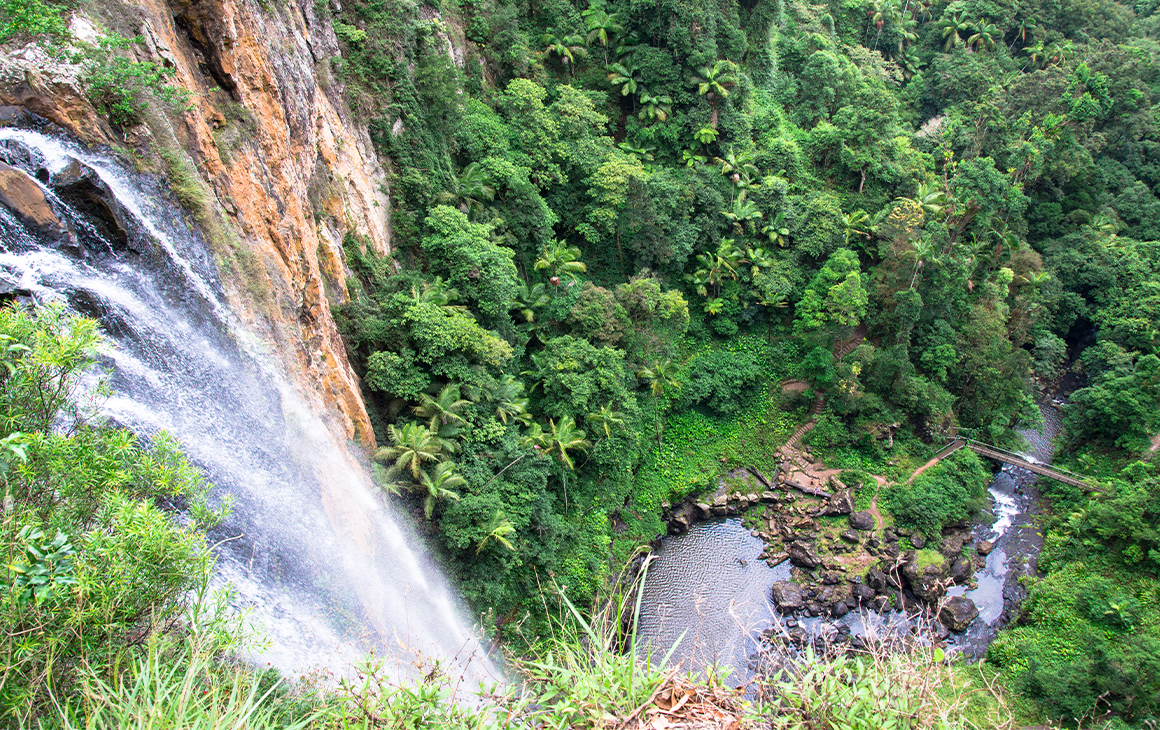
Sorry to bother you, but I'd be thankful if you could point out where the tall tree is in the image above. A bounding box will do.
[435,163,496,217]
[637,360,680,445]
[416,461,465,518]
[688,60,738,129]
[521,416,590,513]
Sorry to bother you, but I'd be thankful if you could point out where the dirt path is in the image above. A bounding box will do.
[906,455,942,484]
[868,477,886,530]
[1151,432,1160,452]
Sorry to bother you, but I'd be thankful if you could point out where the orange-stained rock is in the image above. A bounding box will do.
[0,161,64,232]
[0,0,391,451]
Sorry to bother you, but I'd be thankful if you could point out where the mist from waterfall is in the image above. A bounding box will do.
[0,127,494,685]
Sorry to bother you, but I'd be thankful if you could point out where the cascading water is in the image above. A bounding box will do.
[0,127,494,684]
[947,401,1062,657]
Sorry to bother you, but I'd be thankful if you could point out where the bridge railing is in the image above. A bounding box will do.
[941,437,1100,490]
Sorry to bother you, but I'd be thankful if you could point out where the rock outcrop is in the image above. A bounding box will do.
[771,581,803,611]
[0,161,66,236]
[1,0,392,449]
[901,552,949,602]
[848,511,875,530]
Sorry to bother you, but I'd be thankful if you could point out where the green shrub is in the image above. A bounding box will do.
[988,561,1160,724]
[78,34,192,127]
[681,348,763,416]
[0,304,223,722]
[0,0,67,42]
[881,449,990,539]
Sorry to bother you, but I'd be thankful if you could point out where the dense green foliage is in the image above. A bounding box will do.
[74,34,192,127]
[17,0,1160,720]
[319,0,1160,718]
[882,448,991,538]
[0,0,65,42]
[0,304,224,723]
[988,460,1160,725]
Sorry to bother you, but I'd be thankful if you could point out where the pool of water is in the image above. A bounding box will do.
[635,519,790,678]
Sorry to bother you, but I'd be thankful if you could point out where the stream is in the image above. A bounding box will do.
[948,400,1062,658]
[636,402,1063,674]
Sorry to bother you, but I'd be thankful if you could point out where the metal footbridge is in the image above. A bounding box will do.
[932,438,1102,492]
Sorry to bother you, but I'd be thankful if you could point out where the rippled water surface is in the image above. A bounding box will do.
[637,520,789,676]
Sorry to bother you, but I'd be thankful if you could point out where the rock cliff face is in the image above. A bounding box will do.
[0,0,389,448]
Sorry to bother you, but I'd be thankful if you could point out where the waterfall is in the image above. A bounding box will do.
[0,128,494,684]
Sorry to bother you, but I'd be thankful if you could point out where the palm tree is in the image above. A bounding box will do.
[714,147,760,184]
[586,402,626,439]
[745,245,774,278]
[521,351,550,393]
[429,419,464,455]
[842,209,872,245]
[896,181,947,222]
[511,280,551,323]
[413,383,471,429]
[637,92,672,123]
[691,238,746,296]
[436,163,496,217]
[868,0,901,50]
[967,22,999,51]
[416,461,464,518]
[606,63,642,98]
[1090,211,1121,238]
[938,13,970,51]
[475,373,532,425]
[410,277,465,312]
[375,422,442,480]
[583,8,624,64]
[721,193,764,237]
[617,141,655,162]
[540,30,587,75]
[907,239,940,288]
[1043,40,1074,66]
[688,60,738,129]
[899,47,923,80]
[637,359,680,445]
[681,149,707,168]
[1019,270,1052,292]
[521,416,590,513]
[475,510,517,554]
[693,125,719,146]
[1023,41,1047,69]
[535,240,587,280]
[1010,15,1036,49]
[762,211,790,248]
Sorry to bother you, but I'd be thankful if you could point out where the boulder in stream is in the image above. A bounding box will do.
[939,596,979,632]
[771,581,804,611]
[788,541,822,569]
[0,161,65,235]
[901,551,949,602]
[950,557,973,584]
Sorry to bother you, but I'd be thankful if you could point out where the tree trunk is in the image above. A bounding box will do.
[654,394,662,446]
[561,463,569,515]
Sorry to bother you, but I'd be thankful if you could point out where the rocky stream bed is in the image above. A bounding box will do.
[637,402,1064,676]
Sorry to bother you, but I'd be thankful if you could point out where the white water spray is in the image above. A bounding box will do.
[0,129,495,684]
